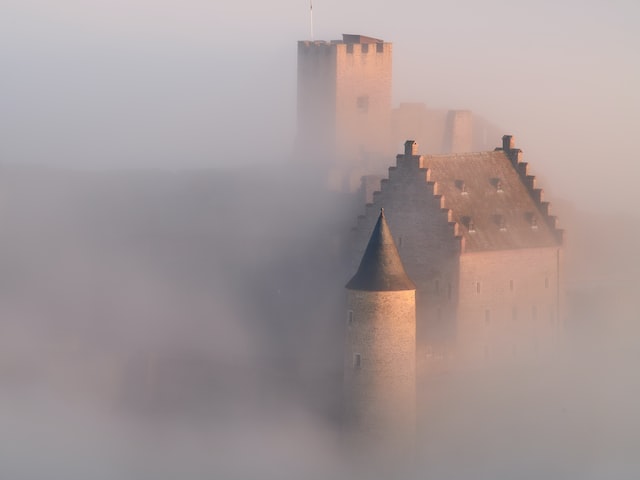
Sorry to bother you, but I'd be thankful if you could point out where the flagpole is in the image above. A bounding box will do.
[310,0,314,41]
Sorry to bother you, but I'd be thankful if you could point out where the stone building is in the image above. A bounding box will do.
[350,137,564,373]
[296,33,502,191]
[344,208,416,460]
[296,34,393,188]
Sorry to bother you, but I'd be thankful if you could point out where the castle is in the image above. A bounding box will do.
[296,34,502,192]
[298,34,565,443]
[350,138,564,374]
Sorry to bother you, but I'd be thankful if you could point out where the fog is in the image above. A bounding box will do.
[3,0,640,212]
[2,0,640,478]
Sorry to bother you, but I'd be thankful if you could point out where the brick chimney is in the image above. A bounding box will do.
[502,135,515,151]
[404,140,418,156]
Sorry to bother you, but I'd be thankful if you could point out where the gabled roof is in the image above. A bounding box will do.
[419,139,562,252]
[346,209,415,291]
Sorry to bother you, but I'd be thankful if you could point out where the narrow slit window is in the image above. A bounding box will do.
[353,353,361,368]
[356,95,369,113]
[348,310,353,325]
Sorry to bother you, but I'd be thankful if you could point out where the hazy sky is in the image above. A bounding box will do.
[2,0,639,213]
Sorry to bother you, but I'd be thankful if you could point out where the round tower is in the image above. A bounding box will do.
[344,208,417,459]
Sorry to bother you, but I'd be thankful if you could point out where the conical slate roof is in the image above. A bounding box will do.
[346,209,416,292]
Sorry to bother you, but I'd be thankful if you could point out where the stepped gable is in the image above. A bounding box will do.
[420,136,562,252]
[346,209,416,292]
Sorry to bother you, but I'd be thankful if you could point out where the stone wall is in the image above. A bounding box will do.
[344,289,416,454]
[454,246,563,369]
[334,42,393,166]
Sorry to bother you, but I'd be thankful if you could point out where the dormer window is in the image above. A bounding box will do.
[462,216,475,233]
[491,177,503,193]
[455,180,468,195]
[526,212,538,230]
[494,214,507,231]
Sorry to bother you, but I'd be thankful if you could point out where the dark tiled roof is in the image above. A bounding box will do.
[422,150,561,252]
[346,209,416,291]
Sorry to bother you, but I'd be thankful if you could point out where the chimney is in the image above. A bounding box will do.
[502,135,515,151]
[404,140,418,156]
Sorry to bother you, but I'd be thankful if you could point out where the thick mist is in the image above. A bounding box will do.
[1,1,640,478]
[3,0,640,212]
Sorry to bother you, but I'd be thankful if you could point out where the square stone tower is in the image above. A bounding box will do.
[296,34,392,186]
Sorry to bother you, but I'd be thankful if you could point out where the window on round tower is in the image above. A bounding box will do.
[353,353,361,368]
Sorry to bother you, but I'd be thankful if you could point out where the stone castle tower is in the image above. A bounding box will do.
[296,34,393,189]
[344,209,416,457]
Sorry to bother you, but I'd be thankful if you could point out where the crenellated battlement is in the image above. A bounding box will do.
[298,36,392,56]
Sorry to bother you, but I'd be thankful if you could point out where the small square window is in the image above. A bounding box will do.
[353,353,361,368]
[356,95,369,113]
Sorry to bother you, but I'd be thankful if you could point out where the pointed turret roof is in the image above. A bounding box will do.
[346,209,416,292]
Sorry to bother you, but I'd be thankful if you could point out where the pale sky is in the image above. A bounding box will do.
[1,0,639,213]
